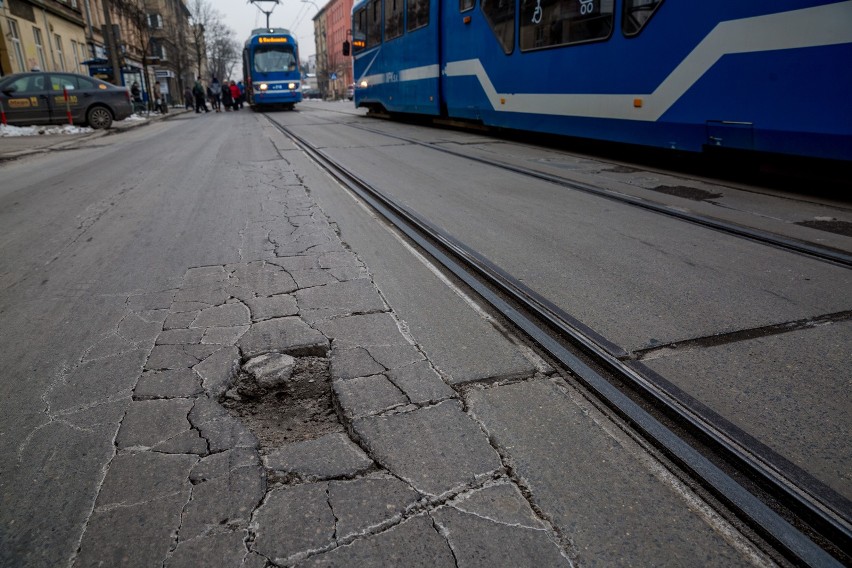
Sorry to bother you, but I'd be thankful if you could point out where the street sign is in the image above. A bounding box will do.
[330,72,337,80]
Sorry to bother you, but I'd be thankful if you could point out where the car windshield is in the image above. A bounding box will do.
[253,45,297,73]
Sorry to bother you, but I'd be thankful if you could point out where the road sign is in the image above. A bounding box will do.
[330,73,337,80]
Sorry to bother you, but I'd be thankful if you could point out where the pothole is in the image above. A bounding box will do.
[220,353,343,452]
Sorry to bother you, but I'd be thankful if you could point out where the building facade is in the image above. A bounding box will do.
[0,0,192,106]
[312,0,352,100]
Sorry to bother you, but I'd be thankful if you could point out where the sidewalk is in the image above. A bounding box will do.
[0,107,188,161]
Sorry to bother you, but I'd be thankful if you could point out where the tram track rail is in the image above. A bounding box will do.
[268,116,849,566]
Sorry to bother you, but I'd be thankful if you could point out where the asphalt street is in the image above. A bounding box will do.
[0,104,837,567]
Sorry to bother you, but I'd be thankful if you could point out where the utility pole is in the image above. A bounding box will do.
[101,0,123,85]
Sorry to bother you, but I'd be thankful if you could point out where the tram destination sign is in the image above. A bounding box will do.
[259,36,288,43]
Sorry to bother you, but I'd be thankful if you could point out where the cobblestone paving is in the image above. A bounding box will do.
[61,158,570,567]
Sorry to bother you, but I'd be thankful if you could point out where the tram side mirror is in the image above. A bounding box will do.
[342,41,350,56]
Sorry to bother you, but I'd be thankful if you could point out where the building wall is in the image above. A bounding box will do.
[314,0,352,100]
[1,0,88,75]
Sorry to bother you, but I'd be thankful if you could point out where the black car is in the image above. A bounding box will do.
[0,71,132,129]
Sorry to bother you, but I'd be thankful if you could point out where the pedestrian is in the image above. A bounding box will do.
[153,81,163,113]
[229,80,241,111]
[130,81,141,102]
[192,77,208,113]
[221,79,233,111]
[237,81,246,109]
[209,77,222,112]
[184,86,193,110]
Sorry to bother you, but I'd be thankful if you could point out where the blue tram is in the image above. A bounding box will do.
[348,0,852,161]
[243,28,303,110]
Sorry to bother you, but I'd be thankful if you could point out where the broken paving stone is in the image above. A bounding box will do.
[117,399,195,450]
[190,398,258,453]
[95,452,197,508]
[146,344,219,371]
[251,482,336,565]
[165,530,248,568]
[238,317,329,358]
[163,311,199,330]
[296,514,456,568]
[175,285,230,306]
[179,464,266,540]
[296,279,386,323]
[118,312,164,344]
[431,505,570,567]
[193,346,240,398]
[330,347,386,381]
[289,268,340,289]
[82,333,136,362]
[333,375,409,419]
[190,447,261,483]
[135,369,203,399]
[245,295,298,322]
[156,328,205,345]
[450,482,547,529]
[49,349,147,412]
[230,261,298,297]
[387,361,455,405]
[243,352,296,389]
[264,432,373,481]
[366,345,426,370]
[354,401,503,498]
[153,429,208,455]
[328,475,422,540]
[192,302,251,328]
[314,313,410,349]
[201,325,250,345]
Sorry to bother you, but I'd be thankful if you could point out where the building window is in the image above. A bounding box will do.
[7,19,27,72]
[55,34,66,71]
[33,26,48,70]
[148,14,163,29]
[70,39,81,72]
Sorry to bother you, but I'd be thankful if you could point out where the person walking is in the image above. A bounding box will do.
[153,81,163,113]
[221,79,233,111]
[192,77,208,113]
[184,86,193,110]
[237,81,246,109]
[229,80,241,111]
[209,77,222,112]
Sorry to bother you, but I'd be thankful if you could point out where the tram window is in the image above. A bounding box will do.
[407,0,429,31]
[353,8,368,52]
[253,45,297,73]
[461,0,474,11]
[623,0,662,36]
[519,0,613,51]
[385,0,404,40]
[481,0,515,54]
[367,0,382,46]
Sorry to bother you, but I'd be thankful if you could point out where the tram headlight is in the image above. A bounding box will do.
[288,82,297,90]
[259,83,268,91]
[359,80,368,88]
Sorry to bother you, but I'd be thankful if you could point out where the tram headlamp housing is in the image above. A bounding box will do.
[359,80,368,88]
[288,82,297,90]
[259,83,268,91]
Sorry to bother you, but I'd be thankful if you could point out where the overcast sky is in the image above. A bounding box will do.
[211,0,328,61]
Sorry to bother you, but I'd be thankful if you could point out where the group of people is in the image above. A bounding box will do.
[186,77,244,114]
[130,80,168,114]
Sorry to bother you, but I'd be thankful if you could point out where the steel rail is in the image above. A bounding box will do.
[271,118,846,567]
[349,123,852,269]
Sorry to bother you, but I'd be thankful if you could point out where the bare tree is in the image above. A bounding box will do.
[113,0,156,104]
[206,20,240,81]
[187,0,216,79]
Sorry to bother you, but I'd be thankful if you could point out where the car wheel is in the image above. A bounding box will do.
[87,106,113,129]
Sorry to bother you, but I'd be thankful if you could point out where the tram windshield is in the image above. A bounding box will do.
[253,45,297,73]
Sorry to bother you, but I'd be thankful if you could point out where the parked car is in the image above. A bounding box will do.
[0,71,132,129]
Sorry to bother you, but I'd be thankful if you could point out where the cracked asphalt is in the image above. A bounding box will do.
[0,109,777,566]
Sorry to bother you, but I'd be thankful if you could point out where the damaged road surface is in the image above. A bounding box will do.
[1,112,776,567]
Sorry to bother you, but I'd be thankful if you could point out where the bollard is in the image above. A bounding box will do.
[63,88,73,125]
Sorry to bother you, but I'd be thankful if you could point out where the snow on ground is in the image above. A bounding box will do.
[0,114,150,137]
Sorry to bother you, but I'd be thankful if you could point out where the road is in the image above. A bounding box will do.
[0,103,848,566]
